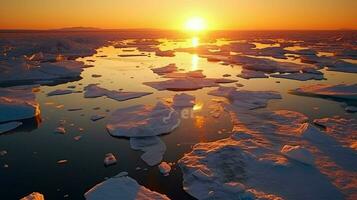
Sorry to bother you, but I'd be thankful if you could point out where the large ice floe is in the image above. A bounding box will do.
[0,86,40,123]
[84,172,170,200]
[107,102,180,165]
[0,60,86,86]
[178,102,355,199]
[208,86,282,110]
[84,84,152,101]
[292,84,357,100]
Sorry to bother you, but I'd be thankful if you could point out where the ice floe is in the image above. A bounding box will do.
[0,121,23,134]
[0,60,86,86]
[107,102,180,137]
[270,72,324,81]
[0,86,40,123]
[130,136,166,166]
[208,87,281,110]
[292,84,357,100]
[151,63,178,75]
[237,69,268,79]
[47,89,75,96]
[84,84,152,101]
[84,172,170,200]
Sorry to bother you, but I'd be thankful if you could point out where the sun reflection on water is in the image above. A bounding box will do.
[191,54,199,71]
[191,37,199,47]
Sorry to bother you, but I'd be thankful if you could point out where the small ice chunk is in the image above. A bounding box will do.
[0,121,22,134]
[237,69,268,79]
[90,115,105,121]
[281,145,314,165]
[47,89,74,96]
[158,162,171,176]
[104,153,117,166]
[151,63,178,74]
[55,126,66,134]
[20,192,45,200]
[91,74,102,78]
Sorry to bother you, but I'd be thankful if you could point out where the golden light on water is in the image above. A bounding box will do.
[193,102,203,111]
[185,17,207,32]
[191,54,199,71]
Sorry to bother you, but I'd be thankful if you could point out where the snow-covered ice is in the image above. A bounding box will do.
[84,172,170,200]
[281,145,314,165]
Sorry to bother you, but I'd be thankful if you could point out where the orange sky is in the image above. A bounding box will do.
[0,0,356,30]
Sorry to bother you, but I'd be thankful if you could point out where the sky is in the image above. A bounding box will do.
[0,0,356,30]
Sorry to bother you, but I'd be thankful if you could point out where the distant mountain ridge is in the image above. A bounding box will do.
[52,27,102,31]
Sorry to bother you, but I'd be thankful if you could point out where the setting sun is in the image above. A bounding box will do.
[185,17,207,32]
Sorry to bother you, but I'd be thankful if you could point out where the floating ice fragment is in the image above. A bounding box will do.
[158,162,171,176]
[104,153,117,166]
[130,136,166,166]
[237,69,268,79]
[84,84,152,101]
[107,102,180,137]
[47,89,74,96]
[90,115,105,121]
[151,63,178,75]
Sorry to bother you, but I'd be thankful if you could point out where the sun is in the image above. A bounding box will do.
[185,17,207,32]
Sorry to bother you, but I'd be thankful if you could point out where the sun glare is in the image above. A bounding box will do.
[185,17,207,32]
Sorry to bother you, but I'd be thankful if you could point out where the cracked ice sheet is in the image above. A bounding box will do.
[178,104,353,200]
[84,172,170,200]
